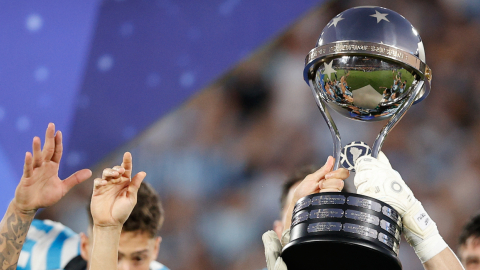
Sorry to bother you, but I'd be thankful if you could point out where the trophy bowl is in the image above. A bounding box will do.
[281,6,433,269]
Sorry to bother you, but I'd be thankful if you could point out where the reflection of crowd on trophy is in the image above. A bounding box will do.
[359,66,376,72]
[323,70,353,103]
[352,64,392,72]
[380,70,408,103]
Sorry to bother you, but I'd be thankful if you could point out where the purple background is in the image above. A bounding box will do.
[0,0,324,213]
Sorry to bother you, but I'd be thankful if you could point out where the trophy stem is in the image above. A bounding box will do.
[372,80,425,158]
[309,80,342,170]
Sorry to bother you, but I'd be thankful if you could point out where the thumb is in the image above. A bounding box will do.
[355,152,393,173]
[128,172,146,194]
[63,169,92,192]
[309,156,335,180]
[355,155,376,173]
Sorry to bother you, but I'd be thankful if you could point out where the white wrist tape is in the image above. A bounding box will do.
[402,201,447,263]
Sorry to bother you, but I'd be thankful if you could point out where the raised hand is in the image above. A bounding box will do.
[90,152,146,228]
[354,153,464,269]
[291,156,349,205]
[0,123,92,270]
[88,154,145,270]
[13,123,92,214]
[354,152,416,215]
[264,158,349,270]
[283,157,349,233]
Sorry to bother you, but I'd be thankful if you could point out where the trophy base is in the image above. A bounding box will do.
[282,192,403,270]
[282,236,402,270]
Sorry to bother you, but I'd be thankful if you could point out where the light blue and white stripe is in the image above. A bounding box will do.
[18,219,80,270]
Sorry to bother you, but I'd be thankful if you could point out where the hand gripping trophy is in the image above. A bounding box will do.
[281,6,432,270]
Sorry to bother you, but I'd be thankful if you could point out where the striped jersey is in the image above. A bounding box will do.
[18,219,169,270]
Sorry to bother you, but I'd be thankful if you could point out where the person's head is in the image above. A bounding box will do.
[459,213,480,270]
[81,182,165,270]
[273,165,317,239]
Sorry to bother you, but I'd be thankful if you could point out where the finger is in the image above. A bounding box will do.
[51,130,63,163]
[320,178,344,192]
[128,172,146,194]
[102,168,121,180]
[325,168,350,181]
[32,136,42,168]
[23,152,33,178]
[377,151,392,169]
[42,123,56,161]
[121,152,132,179]
[93,178,108,189]
[62,169,92,193]
[112,166,125,174]
[305,156,335,181]
[355,155,380,172]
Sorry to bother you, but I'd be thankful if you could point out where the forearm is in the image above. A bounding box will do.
[89,225,122,270]
[422,247,464,270]
[0,201,35,270]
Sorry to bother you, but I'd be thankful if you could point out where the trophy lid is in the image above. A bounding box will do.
[319,6,425,62]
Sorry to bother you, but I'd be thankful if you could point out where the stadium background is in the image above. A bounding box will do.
[1,0,480,269]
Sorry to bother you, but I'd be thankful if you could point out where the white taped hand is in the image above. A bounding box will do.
[262,230,290,270]
[354,152,415,215]
[354,153,447,263]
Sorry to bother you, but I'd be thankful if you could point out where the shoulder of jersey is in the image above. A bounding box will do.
[28,219,78,242]
[18,219,80,270]
[27,219,78,241]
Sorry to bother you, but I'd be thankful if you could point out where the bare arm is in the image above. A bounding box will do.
[423,248,464,270]
[0,203,34,270]
[0,123,91,270]
[89,226,122,270]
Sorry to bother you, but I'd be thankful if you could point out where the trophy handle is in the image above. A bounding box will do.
[372,79,425,158]
[309,79,342,170]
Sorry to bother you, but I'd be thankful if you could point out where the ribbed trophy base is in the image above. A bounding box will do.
[282,192,403,270]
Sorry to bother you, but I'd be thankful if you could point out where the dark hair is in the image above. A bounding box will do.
[459,213,480,247]
[87,182,164,238]
[279,165,318,212]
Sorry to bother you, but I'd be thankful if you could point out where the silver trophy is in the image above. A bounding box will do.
[282,6,431,270]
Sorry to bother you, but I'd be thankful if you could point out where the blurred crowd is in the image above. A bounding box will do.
[37,0,480,269]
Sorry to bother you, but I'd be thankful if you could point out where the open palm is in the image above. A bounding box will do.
[13,123,92,213]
